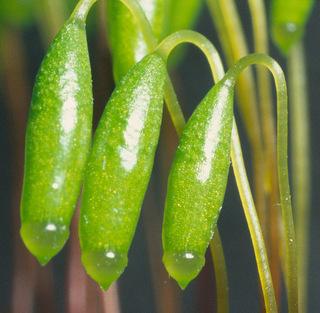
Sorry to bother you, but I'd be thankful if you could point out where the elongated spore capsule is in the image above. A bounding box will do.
[20,4,94,266]
[162,78,234,289]
[80,53,166,290]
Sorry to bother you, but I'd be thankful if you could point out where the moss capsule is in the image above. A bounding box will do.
[271,0,314,54]
[106,0,167,82]
[162,78,234,289]
[20,4,94,265]
[79,53,166,290]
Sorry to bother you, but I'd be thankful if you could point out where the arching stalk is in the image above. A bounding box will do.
[207,0,266,227]
[71,0,98,21]
[247,0,281,303]
[225,53,298,313]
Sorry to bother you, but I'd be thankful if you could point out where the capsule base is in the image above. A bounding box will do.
[20,221,69,265]
[163,251,205,289]
[81,249,128,291]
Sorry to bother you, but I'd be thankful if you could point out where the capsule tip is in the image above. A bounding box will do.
[81,249,128,291]
[163,251,205,289]
[20,221,69,265]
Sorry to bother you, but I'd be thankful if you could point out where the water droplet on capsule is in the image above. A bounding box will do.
[163,251,205,289]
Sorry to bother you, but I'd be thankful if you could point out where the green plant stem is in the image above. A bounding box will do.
[156,31,276,313]
[247,0,281,303]
[71,0,98,21]
[288,42,310,313]
[226,53,298,313]
[210,233,229,313]
[230,125,277,313]
[207,0,266,235]
[156,30,224,81]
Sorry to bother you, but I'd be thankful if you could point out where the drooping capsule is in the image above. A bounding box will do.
[79,53,166,290]
[106,0,167,82]
[271,0,314,54]
[20,1,95,265]
[162,77,234,289]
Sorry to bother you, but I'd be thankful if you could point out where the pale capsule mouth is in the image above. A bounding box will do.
[162,250,205,290]
[81,248,128,291]
[20,220,69,266]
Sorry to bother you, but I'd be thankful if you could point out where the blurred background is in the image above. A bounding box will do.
[1,0,320,312]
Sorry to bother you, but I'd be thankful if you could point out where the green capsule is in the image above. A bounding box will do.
[162,78,234,289]
[20,1,95,265]
[106,0,167,82]
[271,0,314,55]
[79,53,166,290]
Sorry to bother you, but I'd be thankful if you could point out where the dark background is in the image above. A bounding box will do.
[1,0,320,312]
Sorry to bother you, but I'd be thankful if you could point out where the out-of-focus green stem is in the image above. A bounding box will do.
[35,0,66,44]
[247,0,281,303]
[247,0,276,195]
[226,53,298,313]
[288,42,310,313]
[207,0,266,232]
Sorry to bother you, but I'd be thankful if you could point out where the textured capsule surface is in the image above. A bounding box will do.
[80,53,166,290]
[271,0,314,54]
[20,17,93,265]
[107,0,167,82]
[162,79,234,289]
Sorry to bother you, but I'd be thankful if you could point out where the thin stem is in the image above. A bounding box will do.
[210,232,229,313]
[247,0,281,303]
[231,125,277,313]
[288,42,311,313]
[71,0,98,21]
[207,0,266,236]
[163,78,186,136]
[226,53,298,313]
[156,30,224,82]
